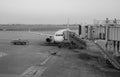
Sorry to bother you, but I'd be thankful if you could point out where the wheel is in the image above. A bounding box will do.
[68,46,72,49]
[58,45,61,48]
[14,42,16,45]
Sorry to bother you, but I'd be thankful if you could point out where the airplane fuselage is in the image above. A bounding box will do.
[46,29,71,43]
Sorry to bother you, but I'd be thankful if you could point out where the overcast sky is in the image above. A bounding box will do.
[0,0,120,24]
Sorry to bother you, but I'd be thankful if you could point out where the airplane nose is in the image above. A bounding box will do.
[54,37,63,42]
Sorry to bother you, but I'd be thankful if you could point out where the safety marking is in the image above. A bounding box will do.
[21,54,52,77]
[21,66,47,77]
[40,56,52,65]
[0,52,7,57]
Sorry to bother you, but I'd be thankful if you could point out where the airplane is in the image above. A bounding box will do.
[30,27,74,44]
[28,23,86,49]
[46,28,72,43]
[30,19,76,44]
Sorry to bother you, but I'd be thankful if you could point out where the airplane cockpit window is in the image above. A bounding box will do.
[55,34,63,36]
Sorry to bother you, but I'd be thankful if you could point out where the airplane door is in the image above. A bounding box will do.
[63,31,70,42]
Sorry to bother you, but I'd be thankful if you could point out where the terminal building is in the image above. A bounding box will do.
[80,18,120,56]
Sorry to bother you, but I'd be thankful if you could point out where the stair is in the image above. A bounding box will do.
[93,41,120,69]
[69,32,87,49]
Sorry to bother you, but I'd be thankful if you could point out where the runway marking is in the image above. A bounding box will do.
[40,56,52,65]
[21,66,47,77]
[21,55,52,77]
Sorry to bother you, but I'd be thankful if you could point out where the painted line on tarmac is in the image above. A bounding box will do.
[21,66,47,77]
[21,55,52,77]
[40,55,52,65]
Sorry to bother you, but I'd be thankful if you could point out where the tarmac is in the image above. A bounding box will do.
[0,31,120,77]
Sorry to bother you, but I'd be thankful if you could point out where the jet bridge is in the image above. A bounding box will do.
[63,31,87,49]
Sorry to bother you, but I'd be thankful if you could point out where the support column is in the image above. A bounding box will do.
[78,25,81,35]
[105,18,109,51]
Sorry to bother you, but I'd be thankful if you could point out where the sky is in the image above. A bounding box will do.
[0,0,120,24]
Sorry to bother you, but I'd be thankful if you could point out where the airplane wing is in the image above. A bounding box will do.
[29,31,54,36]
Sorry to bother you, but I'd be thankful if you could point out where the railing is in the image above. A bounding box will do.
[94,41,120,69]
[68,31,120,69]
[68,31,87,49]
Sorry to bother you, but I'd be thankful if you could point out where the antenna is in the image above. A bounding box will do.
[67,18,69,29]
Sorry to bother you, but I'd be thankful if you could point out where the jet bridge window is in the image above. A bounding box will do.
[56,34,63,36]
